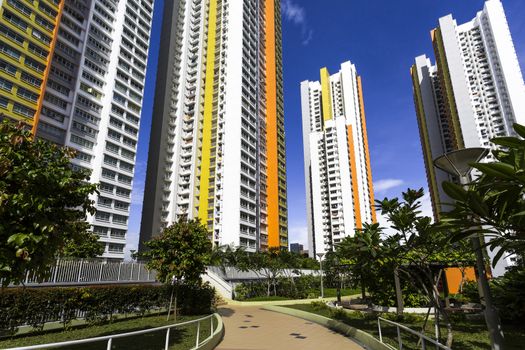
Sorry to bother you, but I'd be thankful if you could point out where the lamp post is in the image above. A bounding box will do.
[316,252,325,298]
[434,148,504,350]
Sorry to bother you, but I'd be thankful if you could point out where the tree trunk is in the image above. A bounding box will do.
[394,267,404,315]
[167,285,174,321]
[360,273,366,300]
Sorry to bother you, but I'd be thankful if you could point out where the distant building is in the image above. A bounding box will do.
[290,243,303,254]
[411,0,524,275]
[301,61,376,258]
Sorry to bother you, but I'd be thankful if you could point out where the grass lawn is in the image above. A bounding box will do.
[0,314,214,350]
[286,303,525,350]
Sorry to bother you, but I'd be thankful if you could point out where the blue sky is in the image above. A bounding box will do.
[125,0,525,257]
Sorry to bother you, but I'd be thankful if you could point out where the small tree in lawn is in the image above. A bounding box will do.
[140,218,212,320]
[0,119,101,286]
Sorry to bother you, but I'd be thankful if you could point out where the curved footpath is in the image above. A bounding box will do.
[215,305,364,350]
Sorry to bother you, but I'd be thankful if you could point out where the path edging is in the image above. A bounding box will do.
[197,313,224,350]
[263,305,395,350]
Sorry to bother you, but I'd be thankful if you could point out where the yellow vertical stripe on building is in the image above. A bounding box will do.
[198,0,218,224]
[32,0,64,135]
[320,67,333,123]
[356,76,377,223]
[411,66,442,221]
[431,28,464,150]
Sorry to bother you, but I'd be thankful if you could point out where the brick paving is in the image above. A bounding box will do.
[216,306,364,350]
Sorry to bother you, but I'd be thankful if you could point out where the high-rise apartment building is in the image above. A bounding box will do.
[411,0,525,221]
[301,61,376,257]
[140,0,287,252]
[27,0,154,260]
[0,0,63,130]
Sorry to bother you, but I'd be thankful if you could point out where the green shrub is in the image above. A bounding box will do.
[458,266,525,323]
[0,283,215,335]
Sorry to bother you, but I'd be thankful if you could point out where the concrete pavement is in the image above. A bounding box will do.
[215,305,364,350]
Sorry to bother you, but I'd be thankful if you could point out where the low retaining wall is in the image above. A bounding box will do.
[263,305,394,350]
[197,313,224,350]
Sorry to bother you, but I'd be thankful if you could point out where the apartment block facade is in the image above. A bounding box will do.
[411,0,525,220]
[301,61,376,257]
[411,0,525,275]
[140,0,288,252]
[0,0,63,130]
[0,0,155,260]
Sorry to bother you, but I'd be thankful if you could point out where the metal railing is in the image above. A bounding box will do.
[377,317,451,350]
[4,259,157,287]
[6,314,220,350]
[207,266,318,281]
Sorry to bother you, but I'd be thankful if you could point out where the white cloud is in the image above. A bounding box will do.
[288,224,308,246]
[419,192,434,221]
[281,0,313,45]
[124,232,139,260]
[373,178,404,193]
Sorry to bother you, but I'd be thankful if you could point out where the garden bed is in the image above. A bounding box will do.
[285,303,525,350]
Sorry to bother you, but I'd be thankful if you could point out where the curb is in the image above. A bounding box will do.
[262,305,395,350]
[197,313,224,350]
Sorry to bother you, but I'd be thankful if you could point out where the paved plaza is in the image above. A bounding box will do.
[216,306,364,350]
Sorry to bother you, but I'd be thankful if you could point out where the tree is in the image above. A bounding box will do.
[139,218,212,319]
[441,123,525,265]
[140,218,212,285]
[61,232,104,258]
[0,119,99,286]
[336,223,383,300]
[375,188,475,348]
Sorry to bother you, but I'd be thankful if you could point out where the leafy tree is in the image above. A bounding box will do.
[139,218,212,285]
[336,223,383,299]
[0,119,99,286]
[139,218,212,320]
[375,188,475,348]
[440,123,525,265]
[61,233,104,258]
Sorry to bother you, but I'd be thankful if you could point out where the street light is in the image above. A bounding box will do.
[434,148,504,350]
[316,253,325,298]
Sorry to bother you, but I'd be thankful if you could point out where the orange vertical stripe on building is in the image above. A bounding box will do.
[31,0,65,136]
[265,0,279,248]
[357,76,377,223]
[347,125,362,230]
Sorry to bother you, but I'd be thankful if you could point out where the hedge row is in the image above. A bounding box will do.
[0,283,215,335]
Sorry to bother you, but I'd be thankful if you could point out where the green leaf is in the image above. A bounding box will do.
[491,247,507,268]
[513,123,525,139]
[442,181,468,201]
[472,162,516,179]
[491,136,525,149]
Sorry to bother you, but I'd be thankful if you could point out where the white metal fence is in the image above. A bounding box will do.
[5,259,157,287]
[377,317,451,350]
[5,313,220,350]
[207,266,318,281]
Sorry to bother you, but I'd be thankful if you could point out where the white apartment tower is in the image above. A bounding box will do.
[35,0,155,259]
[301,61,376,257]
[411,0,525,220]
[411,0,525,274]
[139,0,288,251]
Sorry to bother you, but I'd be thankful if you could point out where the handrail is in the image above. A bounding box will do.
[6,314,219,350]
[377,317,451,350]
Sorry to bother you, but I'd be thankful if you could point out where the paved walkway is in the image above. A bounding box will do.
[216,305,364,350]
